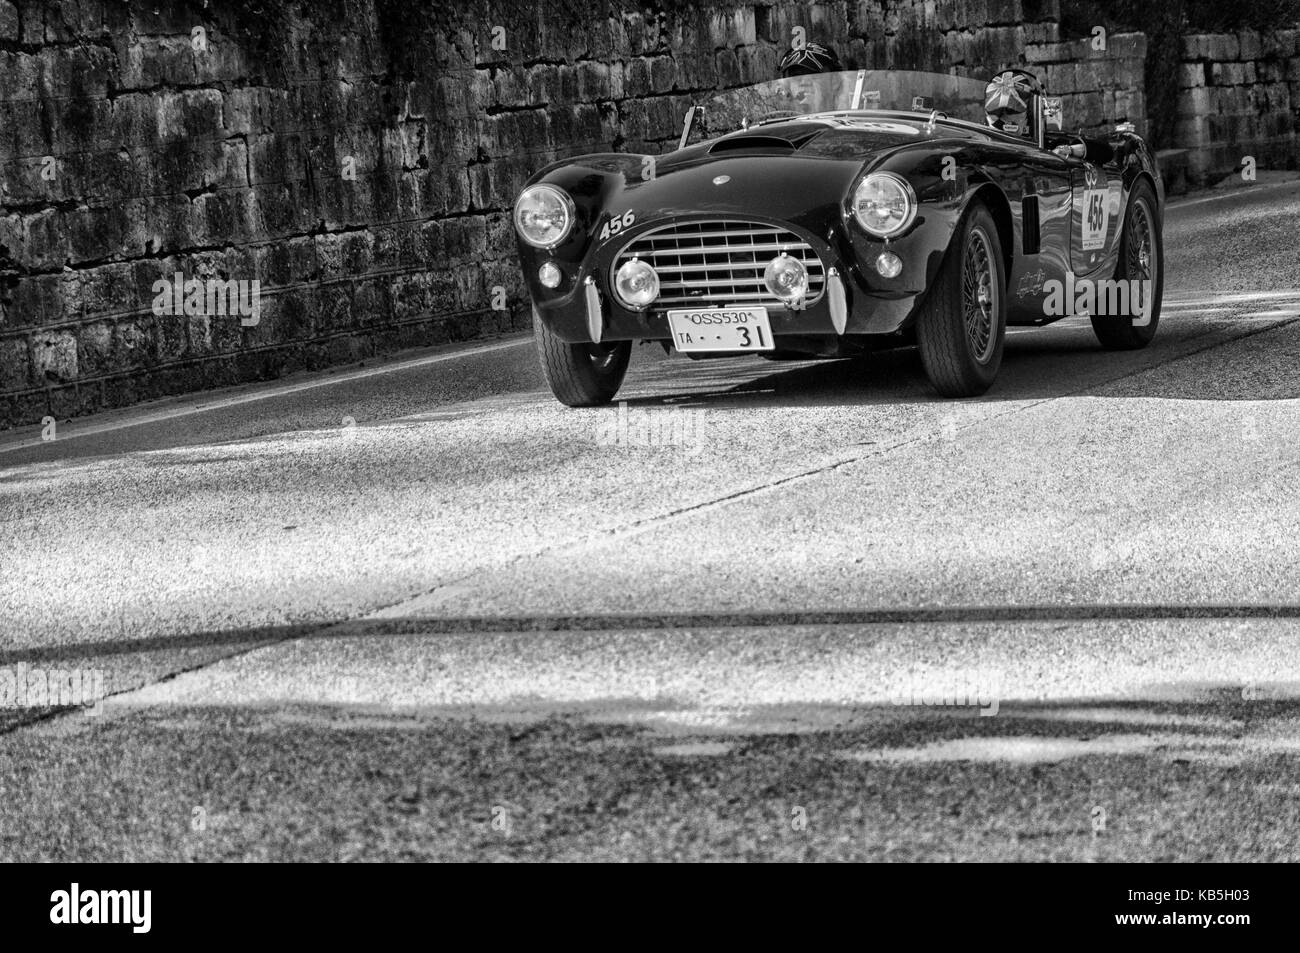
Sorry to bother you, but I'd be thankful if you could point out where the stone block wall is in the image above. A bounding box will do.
[1175,28,1299,181]
[1025,30,1147,137]
[0,0,1143,427]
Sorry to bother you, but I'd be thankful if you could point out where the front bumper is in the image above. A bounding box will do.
[529,248,923,346]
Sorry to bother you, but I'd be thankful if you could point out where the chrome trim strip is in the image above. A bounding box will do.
[679,106,696,151]
[652,260,823,275]
[850,70,866,110]
[827,268,847,335]
[584,276,603,343]
[639,227,800,241]
[665,276,824,290]
[1034,92,1046,151]
[639,241,818,256]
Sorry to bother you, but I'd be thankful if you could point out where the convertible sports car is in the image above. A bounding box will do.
[513,69,1164,405]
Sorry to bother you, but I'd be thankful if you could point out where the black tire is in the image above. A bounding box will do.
[915,201,1007,397]
[532,306,631,407]
[1091,178,1162,350]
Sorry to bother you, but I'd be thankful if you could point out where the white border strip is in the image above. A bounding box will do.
[1166,176,1300,211]
[0,336,532,455]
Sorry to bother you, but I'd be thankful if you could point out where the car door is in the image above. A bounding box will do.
[1066,157,1124,279]
[1001,149,1073,325]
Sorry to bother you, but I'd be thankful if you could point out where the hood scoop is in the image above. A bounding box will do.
[709,129,822,154]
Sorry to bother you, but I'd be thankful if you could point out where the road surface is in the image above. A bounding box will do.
[2,175,1299,861]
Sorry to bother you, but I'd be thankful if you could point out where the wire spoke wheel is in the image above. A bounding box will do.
[1090,179,1162,350]
[962,226,997,364]
[1126,198,1156,318]
[915,201,1005,398]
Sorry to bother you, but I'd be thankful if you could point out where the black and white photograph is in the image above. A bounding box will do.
[0,0,1296,903]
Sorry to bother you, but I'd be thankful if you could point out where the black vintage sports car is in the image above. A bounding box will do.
[513,69,1164,405]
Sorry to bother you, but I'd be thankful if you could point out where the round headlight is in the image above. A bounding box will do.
[514,185,575,248]
[764,253,809,305]
[852,172,917,238]
[614,258,659,308]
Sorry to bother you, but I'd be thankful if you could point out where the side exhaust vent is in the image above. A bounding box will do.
[1022,195,1041,255]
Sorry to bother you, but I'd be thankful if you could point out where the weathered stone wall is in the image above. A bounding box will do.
[1026,32,1147,138]
[1176,29,1300,182]
[1,0,1141,428]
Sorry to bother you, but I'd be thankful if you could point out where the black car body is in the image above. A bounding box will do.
[514,70,1165,403]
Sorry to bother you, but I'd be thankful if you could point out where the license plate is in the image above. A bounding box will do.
[666,307,774,353]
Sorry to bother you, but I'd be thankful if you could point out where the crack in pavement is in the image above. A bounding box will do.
[7,300,1300,733]
[375,308,1300,614]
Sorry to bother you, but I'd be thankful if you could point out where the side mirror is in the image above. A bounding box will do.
[1031,94,1063,150]
[1043,97,1063,131]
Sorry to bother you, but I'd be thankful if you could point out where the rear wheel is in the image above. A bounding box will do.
[916,202,1007,397]
[532,306,630,407]
[1091,179,1162,349]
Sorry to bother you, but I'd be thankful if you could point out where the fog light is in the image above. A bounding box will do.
[614,257,659,309]
[875,251,903,278]
[538,261,561,288]
[764,253,809,306]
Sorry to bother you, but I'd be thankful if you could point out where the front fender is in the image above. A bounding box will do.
[840,147,1016,332]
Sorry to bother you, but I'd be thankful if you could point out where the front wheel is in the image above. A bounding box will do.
[532,306,631,407]
[915,201,1007,397]
[1091,179,1162,349]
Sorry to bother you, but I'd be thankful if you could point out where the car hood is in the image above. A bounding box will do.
[698,115,945,159]
[529,115,973,230]
[617,151,864,223]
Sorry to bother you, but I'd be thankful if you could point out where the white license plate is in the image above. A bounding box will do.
[666,307,774,353]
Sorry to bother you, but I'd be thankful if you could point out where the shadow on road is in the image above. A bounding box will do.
[618,314,1300,408]
[2,690,1296,861]
[9,604,1300,668]
[3,608,1296,860]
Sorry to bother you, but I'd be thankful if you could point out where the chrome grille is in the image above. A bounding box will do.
[613,220,825,309]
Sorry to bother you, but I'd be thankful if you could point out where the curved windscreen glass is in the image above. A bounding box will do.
[686,70,992,144]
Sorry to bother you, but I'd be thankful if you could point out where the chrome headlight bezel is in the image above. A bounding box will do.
[850,172,918,238]
[514,184,576,249]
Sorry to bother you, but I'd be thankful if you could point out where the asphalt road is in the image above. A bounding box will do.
[2,174,1299,861]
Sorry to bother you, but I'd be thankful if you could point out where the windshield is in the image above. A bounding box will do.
[685,69,992,144]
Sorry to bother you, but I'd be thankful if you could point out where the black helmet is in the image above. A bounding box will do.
[983,69,1042,136]
[779,42,842,77]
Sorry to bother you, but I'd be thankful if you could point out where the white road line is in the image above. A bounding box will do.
[1010,293,1300,329]
[0,336,533,455]
[7,280,1300,455]
[1165,289,1300,305]
[1166,177,1300,211]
